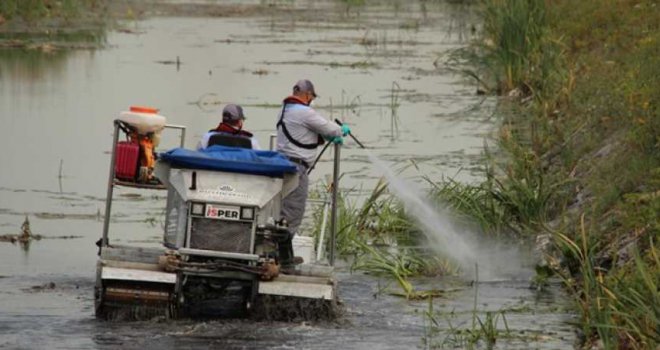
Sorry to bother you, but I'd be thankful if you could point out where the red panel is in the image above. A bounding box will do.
[114,141,140,180]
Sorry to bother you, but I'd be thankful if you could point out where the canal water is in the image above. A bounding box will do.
[0,1,575,349]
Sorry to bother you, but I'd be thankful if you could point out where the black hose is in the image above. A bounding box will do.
[307,120,367,174]
[307,141,333,175]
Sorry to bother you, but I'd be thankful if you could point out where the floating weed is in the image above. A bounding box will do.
[351,239,455,300]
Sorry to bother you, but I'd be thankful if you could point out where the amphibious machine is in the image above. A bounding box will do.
[95,108,339,320]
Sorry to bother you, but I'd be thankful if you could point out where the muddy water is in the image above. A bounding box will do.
[0,1,574,349]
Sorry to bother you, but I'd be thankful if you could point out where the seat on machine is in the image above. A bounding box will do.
[159,146,297,177]
[208,133,252,149]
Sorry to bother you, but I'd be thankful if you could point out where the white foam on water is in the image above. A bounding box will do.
[367,151,529,281]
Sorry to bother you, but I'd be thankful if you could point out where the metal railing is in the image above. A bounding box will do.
[101,121,186,248]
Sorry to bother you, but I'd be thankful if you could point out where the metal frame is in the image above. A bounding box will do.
[178,248,259,261]
[329,143,340,266]
[101,121,186,248]
[306,197,331,262]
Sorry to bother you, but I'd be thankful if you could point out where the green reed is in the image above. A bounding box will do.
[451,0,563,97]
[425,145,569,237]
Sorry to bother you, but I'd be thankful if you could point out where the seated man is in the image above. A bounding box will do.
[197,104,261,150]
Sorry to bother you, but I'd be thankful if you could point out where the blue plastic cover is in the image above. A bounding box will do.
[159,146,297,177]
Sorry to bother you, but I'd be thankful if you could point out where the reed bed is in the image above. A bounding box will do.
[451,0,563,97]
[309,177,460,298]
[425,144,568,237]
[309,178,413,258]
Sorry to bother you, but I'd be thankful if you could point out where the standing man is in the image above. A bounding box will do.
[198,103,261,150]
[276,79,351,247]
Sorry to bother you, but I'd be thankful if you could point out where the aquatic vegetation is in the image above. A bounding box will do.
[309,176,460,298]
[423,268,511,349]
[0,0,103,22]
[351,239,456,299]
[424,146,569,237]
[309,178,410,257]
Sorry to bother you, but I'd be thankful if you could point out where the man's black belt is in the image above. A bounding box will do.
[287,157,309,169]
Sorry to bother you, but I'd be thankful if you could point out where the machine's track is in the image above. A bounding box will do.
[96,281,175,321]
[251,295,342,322]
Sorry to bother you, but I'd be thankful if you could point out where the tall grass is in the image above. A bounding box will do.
[453,0,563,97]
[552,215,659,349]
[444,0,659,348]
[425,143,569,237]
[310,178,459,298]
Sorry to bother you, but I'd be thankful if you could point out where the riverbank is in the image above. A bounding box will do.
[470,1,659,349]
[0,0,293,50]
[0,0,110,50]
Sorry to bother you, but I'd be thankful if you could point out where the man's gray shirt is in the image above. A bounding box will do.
[276,103,342,164]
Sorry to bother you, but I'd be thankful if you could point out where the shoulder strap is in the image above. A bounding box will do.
[277,103,318,150]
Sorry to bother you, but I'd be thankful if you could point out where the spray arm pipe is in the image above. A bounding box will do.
[334,119,366,149]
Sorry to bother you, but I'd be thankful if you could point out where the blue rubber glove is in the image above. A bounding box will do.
[330,136,344,145]
[341,124,351,137]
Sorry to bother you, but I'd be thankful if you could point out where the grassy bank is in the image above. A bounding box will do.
[0,0,109,50]
[461,0,659,348]
[0,0,104,24]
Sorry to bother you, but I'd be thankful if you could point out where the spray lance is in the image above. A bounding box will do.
[307,119,367,175]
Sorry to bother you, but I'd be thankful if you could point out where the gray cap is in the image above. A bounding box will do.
[293,79,318,97]
[222,104,245,122]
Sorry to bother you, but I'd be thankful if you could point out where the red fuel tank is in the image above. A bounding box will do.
[114,141,140,180]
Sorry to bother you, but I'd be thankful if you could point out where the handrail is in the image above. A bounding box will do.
[164,124,186,148]
[100,120,187,251]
